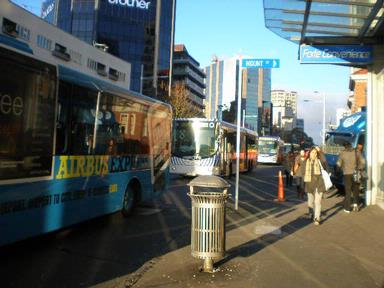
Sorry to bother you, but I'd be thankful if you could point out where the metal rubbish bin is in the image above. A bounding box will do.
[187,175,230,273]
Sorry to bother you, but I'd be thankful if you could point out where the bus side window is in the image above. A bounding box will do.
[56,83,72,155]
[67,86,98,155]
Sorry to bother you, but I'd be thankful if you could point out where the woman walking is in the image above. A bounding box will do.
[303,147,329,225]
[294,149,307,199]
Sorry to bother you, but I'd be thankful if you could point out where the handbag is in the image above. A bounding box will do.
[353,170,361,183]
[353,150,365,183]
[319,161,333,191]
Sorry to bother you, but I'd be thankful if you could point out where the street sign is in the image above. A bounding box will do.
[242,58,280,69]
[300,45,373,65]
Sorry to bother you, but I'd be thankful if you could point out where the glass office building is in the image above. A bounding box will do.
[53,0,176,97]
[204,56,271,134]
[41,0,57,24]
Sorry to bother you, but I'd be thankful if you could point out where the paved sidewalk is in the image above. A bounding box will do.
[96,194,384,288]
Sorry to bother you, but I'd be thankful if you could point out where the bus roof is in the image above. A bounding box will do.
[0,1,171,110]
[1,0,130,89]
[174,118,258,137]
[221,121,258,136]
[259,136,282,141]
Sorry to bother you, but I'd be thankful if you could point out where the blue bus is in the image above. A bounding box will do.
[323,112,366,186]
[0,1,172,246]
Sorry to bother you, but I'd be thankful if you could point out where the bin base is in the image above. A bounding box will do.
[202,258,214,273]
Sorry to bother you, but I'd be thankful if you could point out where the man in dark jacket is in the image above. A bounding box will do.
[337,142,366,212]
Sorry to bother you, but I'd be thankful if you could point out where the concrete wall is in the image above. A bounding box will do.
[367,45,384,208]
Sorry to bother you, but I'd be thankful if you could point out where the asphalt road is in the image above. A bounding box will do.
[0,164,295,288]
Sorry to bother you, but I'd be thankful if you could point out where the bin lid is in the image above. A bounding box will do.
[188,175,230,189]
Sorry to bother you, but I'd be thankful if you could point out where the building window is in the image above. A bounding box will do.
[87,58,97,71]
[37,35,52,51]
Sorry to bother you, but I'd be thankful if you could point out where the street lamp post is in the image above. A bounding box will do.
[315,91,326,146]
[304,91,326,146]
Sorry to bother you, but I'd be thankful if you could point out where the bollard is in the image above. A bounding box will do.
[188,176,230,273]
[277,170,285,202]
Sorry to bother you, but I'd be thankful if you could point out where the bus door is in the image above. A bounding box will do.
[240,132,247,171]
[246,135,257,170]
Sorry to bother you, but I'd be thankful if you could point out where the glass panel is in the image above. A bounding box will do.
[172,121,195,157]
[99,94,150,156]
[172,121,217,158]
[151,105,172,171]
[68,86,98,155]
[326,133,354,147]
[259,139,278,154]
[0,48,56,180]
[263,0,384,43]
[310,2,372,18]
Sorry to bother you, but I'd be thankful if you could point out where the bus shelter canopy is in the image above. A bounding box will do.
[263,0,384,45]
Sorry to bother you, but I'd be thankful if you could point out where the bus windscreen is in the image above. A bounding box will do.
[259,140,278,154]
[172,121,216,158]
[326,133,354,147]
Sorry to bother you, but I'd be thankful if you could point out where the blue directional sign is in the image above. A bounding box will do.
[300,45,373,65]
[242,58,280,69]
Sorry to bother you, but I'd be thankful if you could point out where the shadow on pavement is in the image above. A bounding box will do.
[0,167,344,288]
[217,201,341,268]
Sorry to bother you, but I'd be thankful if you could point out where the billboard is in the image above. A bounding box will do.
[300,45,373,65]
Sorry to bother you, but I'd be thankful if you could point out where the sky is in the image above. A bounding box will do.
[13,0,351,145]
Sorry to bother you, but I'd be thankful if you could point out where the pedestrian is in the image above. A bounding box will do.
[303,147,329,225]
[107,138,118,155]
[293,149,307,199]
[337,142,366,213]
[315,146,329,171]
[283,150,294,187]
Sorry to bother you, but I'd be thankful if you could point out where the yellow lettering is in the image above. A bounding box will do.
[56,156,69,179]
[85,156,95,176]
[69,156,77,176]
[100,156,109,175]
[95,156,102,175]
[76,156,86,177]
[109,184,118,193]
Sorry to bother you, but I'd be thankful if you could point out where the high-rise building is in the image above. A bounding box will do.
[271,90,298,130]
[172,44,206,112]
[50,0,176,98]
[204,56,271,134]
[204,57,224,120]
[296,118,304,130]
[41,0,57,24]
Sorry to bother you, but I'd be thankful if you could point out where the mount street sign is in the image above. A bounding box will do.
[242,58,280,69]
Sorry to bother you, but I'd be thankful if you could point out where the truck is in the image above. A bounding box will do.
[323,111,366,188]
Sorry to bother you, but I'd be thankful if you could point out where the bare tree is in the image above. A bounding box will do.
[159,81,202,119]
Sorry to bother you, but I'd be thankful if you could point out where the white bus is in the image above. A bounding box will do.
[170,118,258,176]
[257,136,285,164]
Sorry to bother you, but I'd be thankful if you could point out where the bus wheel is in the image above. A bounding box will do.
[122,185,136,217]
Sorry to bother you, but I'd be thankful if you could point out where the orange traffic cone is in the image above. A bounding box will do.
[277,170,285,202]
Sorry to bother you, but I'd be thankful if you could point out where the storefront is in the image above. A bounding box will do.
[263,0,384,208]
